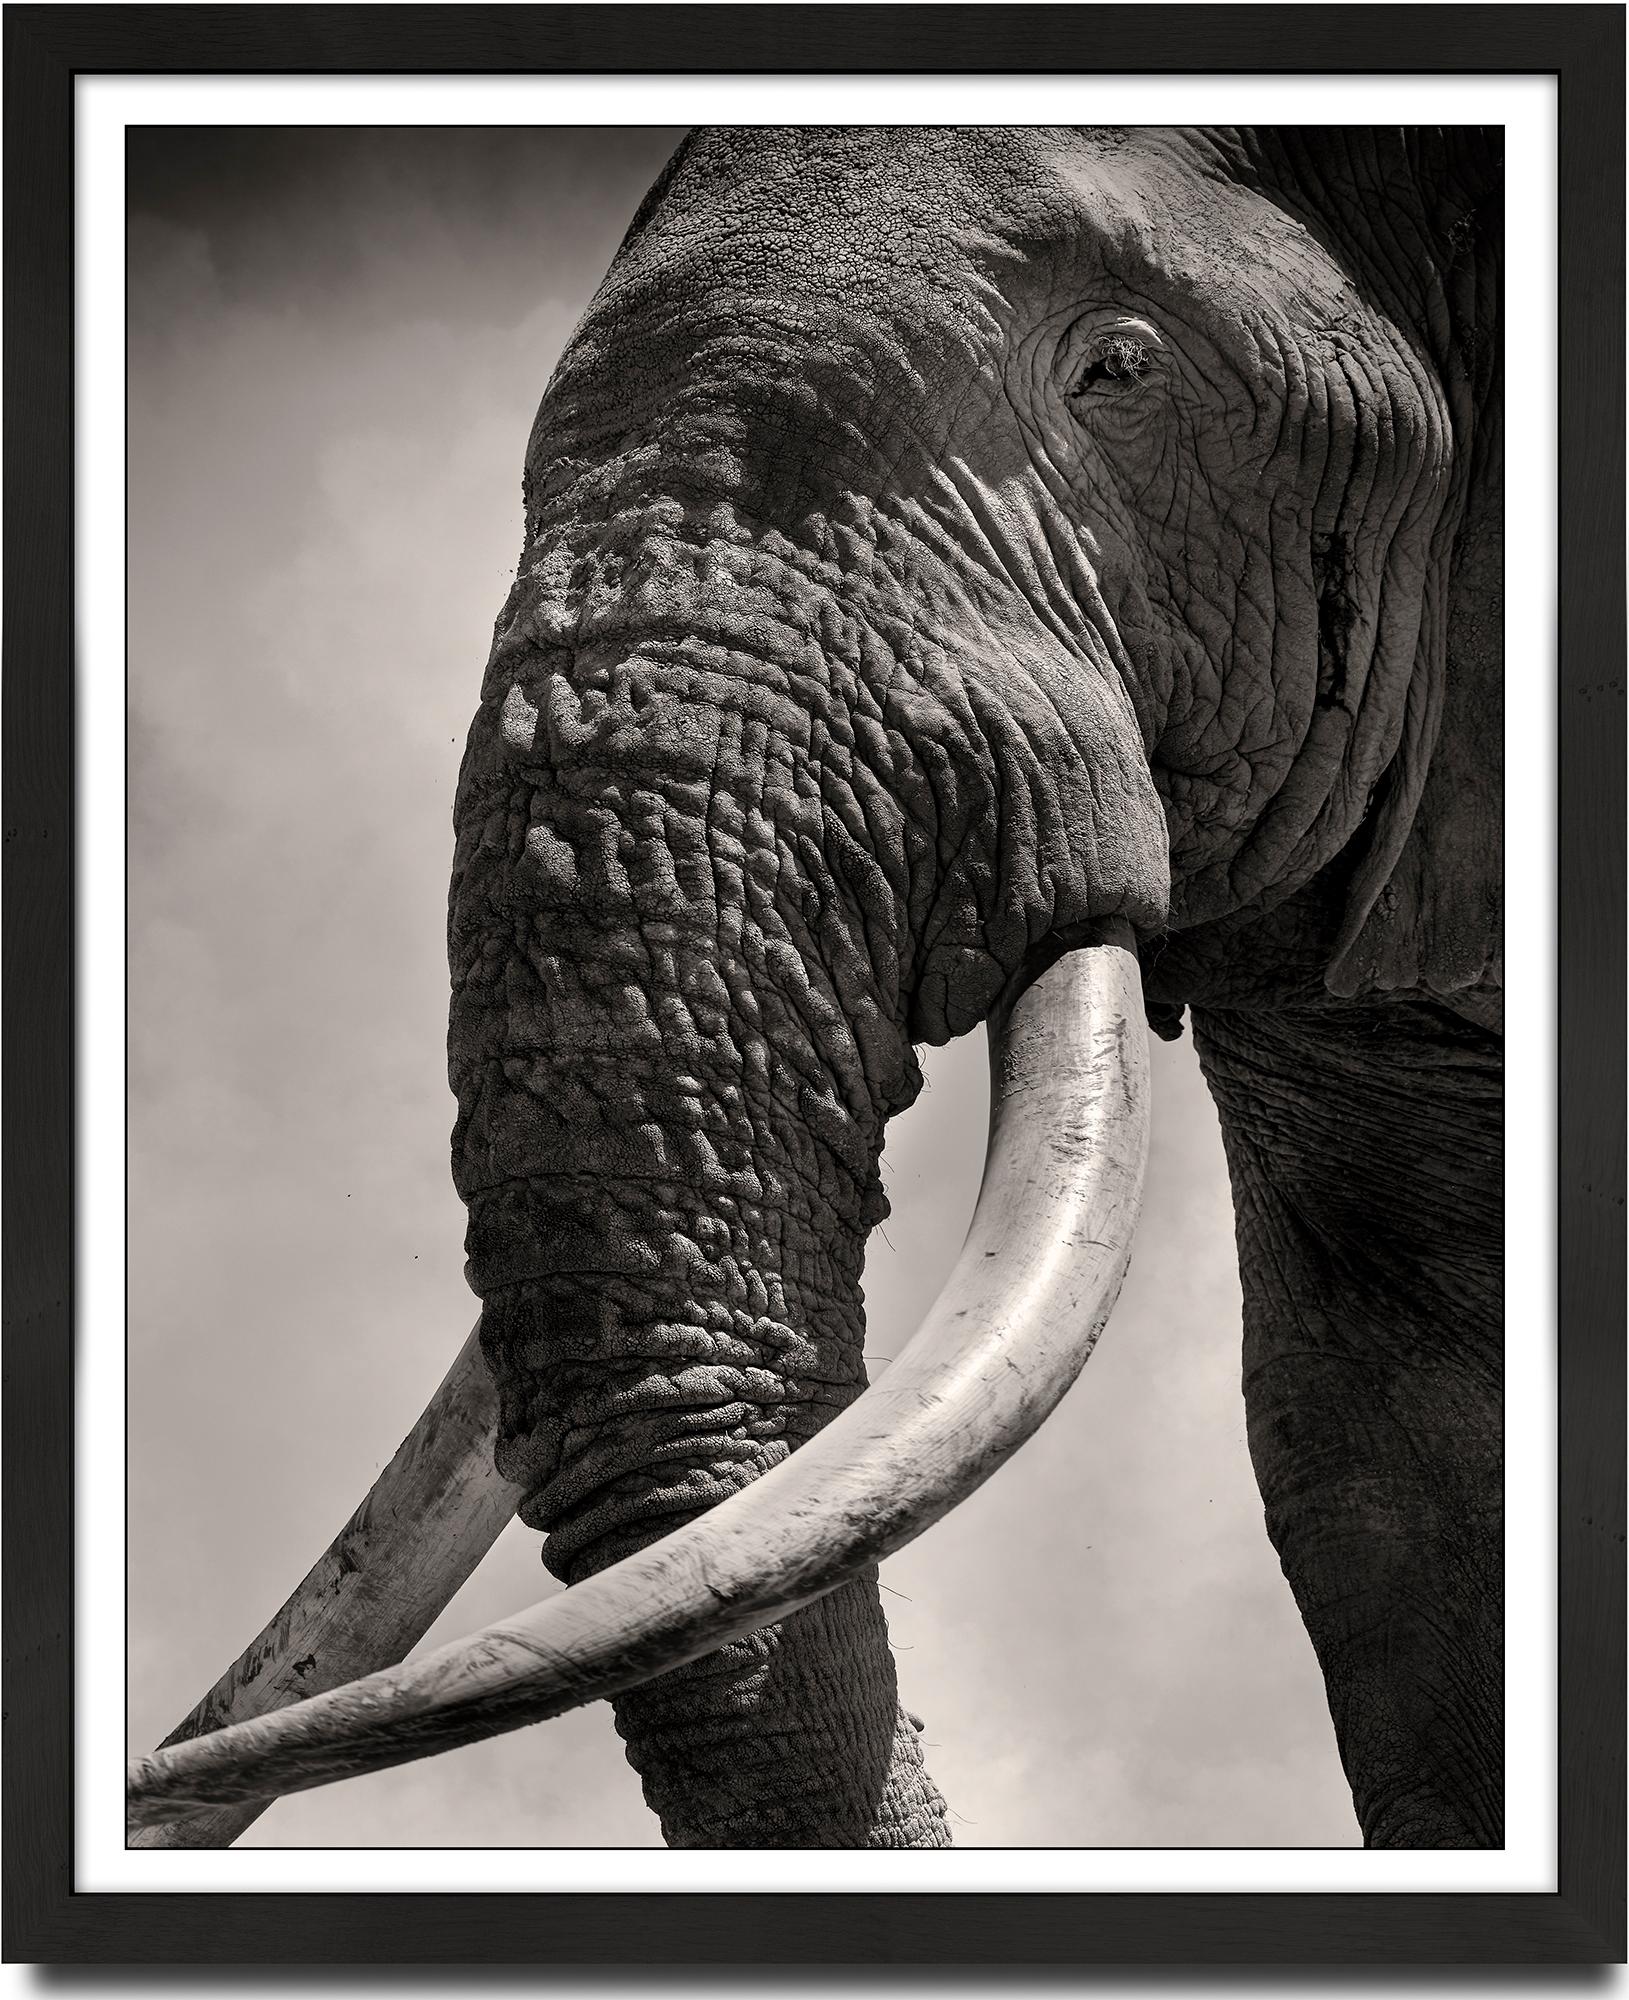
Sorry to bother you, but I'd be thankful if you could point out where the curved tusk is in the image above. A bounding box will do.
[126,923,1150,1832]
[129,1322,523,1848]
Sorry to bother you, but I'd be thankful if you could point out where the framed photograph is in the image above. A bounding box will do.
[5,2,1623,1967]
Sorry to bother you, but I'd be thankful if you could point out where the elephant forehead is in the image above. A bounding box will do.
[639,126,1246,255]
[571,128,1111,369]
[625,126,1085,250]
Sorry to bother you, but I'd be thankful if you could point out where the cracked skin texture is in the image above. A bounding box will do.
[447,127,1502,1847]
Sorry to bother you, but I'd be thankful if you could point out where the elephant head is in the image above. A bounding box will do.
[129,126,1503,1851]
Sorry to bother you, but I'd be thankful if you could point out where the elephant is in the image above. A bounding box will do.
[128,124,1503,1853]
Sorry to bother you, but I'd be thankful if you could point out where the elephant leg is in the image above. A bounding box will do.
[1193,1001,1502,1848]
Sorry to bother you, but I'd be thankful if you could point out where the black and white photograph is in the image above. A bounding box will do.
[119,119,1512,1859]
[6,0,1623,1964]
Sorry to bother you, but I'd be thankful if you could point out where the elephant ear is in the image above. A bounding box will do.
[1325,133,1503,1010]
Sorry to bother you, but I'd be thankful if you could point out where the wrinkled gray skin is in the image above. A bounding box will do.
[449,127,1502,1849]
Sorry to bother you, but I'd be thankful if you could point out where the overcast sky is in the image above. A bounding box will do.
[126,127,1356,1850]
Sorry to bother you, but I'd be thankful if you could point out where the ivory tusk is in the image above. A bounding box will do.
[126,923,1150,1833]
[128,1322,523,1848]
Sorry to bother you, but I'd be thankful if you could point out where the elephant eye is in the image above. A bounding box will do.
[1061,317,1166,414]
[1070,334,1154,399]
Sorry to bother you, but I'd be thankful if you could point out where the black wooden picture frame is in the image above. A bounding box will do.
[4,1,1623,1966]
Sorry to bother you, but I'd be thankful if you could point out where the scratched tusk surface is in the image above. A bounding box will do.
[126,927,1150,1832]
[128,1322,523,1848]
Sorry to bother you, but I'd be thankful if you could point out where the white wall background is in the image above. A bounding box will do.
[125,127,1356,1849]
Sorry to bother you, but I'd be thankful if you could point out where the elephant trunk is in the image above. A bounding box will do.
[447,516,951,1841]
